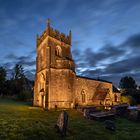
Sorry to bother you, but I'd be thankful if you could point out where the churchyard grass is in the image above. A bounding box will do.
[0,98,140,140]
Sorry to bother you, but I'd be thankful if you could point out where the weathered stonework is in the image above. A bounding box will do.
[74,76,113,106]
[33,20,120,109]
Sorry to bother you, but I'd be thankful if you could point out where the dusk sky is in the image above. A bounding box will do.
[0,0,140,87]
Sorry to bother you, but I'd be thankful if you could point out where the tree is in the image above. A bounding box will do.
[11,64,26,95]
[119,76,137,90]
[0,64,33,100]
[11,64,33,100]
[121,95,136,105]
[13,64,25,80]
[0,67,6,95]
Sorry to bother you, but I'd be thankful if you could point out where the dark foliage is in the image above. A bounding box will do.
[0,67,6,95]
[121,95,137,105]
[119,76,137,90]
[0,64,33,101]
[119,76,140,105]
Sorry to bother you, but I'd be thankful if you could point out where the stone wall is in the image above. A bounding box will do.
[74,76,113,106]
[48,68,75,109]
[33,69,47,107]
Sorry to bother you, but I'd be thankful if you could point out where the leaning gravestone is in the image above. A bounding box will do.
[55,111,68,136]
[83,109,91,119]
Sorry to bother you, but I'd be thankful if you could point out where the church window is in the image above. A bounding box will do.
[55,45,62,57]
[81,89,86,103]
[115,94,117,102]
[82,94,86,103]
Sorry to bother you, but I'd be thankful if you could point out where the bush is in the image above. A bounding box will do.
[121,95,137,105]
[132,94,140,104]
[17,89,33,101]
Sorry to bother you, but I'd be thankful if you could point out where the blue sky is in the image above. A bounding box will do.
[0,0,140,87]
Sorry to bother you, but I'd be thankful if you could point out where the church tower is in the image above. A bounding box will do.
[34,19,75,109]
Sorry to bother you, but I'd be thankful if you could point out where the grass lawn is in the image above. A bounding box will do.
[0,98,140,140]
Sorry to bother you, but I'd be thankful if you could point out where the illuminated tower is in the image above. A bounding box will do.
[33,19,75,109]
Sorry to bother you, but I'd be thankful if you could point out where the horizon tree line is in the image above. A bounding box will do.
[0,64,140,103]
[0,64,33,100]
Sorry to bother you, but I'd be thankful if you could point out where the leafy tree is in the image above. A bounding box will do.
[11,64,26,95]
[12,64,25,80]
[11,64,33,100]
[4,80,14,95]
[0,67,6,95]
[121,95,137,105]
[0,64,33,100]
[119,76,137,90]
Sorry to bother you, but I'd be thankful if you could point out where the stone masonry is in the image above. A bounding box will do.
[33,19,120,109]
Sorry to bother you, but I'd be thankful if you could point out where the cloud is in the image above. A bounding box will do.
[73,33,140,86]
[3,51,36,76]
[73,42,126,69]
[104,56,140,74]
[5,54,18,60]
[123,33,140,48]
[1,62,13,69]
[1,60,35,80]
[86,44,125,66]
[17,59,35,67]
[25,70,35,80]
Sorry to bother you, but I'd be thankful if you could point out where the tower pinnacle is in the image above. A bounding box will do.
[69,30,72,45]
[47,18,50,28]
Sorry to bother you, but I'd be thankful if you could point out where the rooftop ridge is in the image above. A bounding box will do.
[76,75,112,83]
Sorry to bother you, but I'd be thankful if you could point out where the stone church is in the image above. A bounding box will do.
[33,20,120,109]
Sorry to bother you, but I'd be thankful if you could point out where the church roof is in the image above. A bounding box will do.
[76,75,112,83]
[92,89,108,101]
[113,86,120,93]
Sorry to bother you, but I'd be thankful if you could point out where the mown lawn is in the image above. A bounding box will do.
[0,98,140,140]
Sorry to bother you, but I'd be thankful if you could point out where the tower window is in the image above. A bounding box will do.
[55,45,62,57]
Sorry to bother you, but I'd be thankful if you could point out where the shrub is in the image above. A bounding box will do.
[18,89,33,101]
[121,95,137,106]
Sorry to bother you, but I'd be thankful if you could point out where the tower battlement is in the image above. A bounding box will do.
[37,19,71,46]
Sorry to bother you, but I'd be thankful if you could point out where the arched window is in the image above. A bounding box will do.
[55,45,62,57]
[39,73,45,93]
[115,94,117,102]
[81,89,86,103]
[82,94,86,103]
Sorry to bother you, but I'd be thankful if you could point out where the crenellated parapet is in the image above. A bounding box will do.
[37,19,71,46]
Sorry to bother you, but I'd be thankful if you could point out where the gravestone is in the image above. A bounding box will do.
[104,120,116,131]
[55,111,68,136]
[127,106,140,121]
[111,103,128,117]
[128,110,138,121]
[83,109,91,119]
